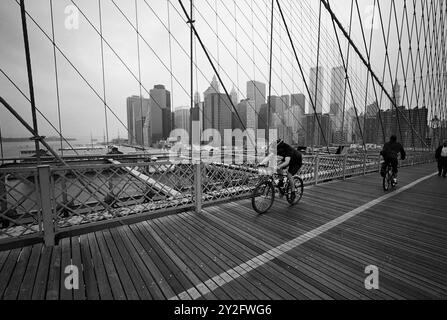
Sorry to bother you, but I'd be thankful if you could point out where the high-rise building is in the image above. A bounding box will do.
[309,66,324,114]
[391,80,401,108]
[148,84,172,143]
[291,93,306,115]
[247,80,266,113]
[127,95,150,146]
[204,75,220,98]
[234,99,257,131]
[330,66,345,132]
[203,93,233,142]
[230,87,238,107]
[174,107,190,133]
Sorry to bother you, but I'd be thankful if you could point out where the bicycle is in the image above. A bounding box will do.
[251,170,304,214]
[382,162,397,191]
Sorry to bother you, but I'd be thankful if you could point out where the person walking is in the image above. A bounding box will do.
[435,141,447,178]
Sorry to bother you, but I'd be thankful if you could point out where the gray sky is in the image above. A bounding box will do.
[0,0,430,140]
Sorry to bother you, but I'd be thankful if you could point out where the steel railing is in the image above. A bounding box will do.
[0,152,435,248]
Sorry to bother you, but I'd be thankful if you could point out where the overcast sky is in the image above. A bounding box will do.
[0,0,428,140]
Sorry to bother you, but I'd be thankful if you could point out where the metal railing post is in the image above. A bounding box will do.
[363,152,367,175]
[378,154,381,172]
[314,155,320,185]
[194,161,202,213]
[38,165,55,246]
[342,154,347,180]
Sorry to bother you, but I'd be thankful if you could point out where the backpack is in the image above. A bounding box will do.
[442,146,447,157]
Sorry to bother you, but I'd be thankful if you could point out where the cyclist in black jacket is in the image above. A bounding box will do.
[381,135,406,184]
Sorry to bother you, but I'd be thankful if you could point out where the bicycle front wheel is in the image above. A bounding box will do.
[252,180,275,214]
[286,177,304,205]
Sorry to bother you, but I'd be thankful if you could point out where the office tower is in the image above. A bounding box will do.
[309,67,324,114]
[234,99,257,131]
[149,84,171,142]
[174,107,191,133]
[291,93,306,115]
[230,86,238,107]
[203,93,233,141]
[391,80,401,108]
[247,80,266,114]
[330,66,345,131]
[127,95,150,146]
[204,75,220,98]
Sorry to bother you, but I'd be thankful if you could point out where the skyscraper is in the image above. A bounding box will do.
[148,84,171,143]
[247,80,266,113]
[204,75,220,98]
[391,79,401,108]
[309,67,324,113]
[230,86,238,107]
[330,66,345,130]
[309,67,324,114]
[127,95,150,146]
[204,93,233,141]
[291,93,306,115]
[174,107,190,133]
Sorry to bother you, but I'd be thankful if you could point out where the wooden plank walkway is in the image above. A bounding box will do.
[0,162,446,300]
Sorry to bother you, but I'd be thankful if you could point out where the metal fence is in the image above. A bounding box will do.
[0,152,435,248]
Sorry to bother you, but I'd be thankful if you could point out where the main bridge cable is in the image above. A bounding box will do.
[327,1,367,152]
[0,68,80,156]
[275,0,330,154]
[19,0,40,164]
[176,0,257,151]
[353,0,386,144]
[320,0,429,148]
[255,0,370,142]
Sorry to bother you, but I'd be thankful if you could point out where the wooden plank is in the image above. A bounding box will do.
[79,234,99,300]
[71,236,86,300]
[31,246,52,300]
[167,214,273,300]
[94,231,126,300]
[114,226,164,299]
[18,244,43,300]
[139,221,202,300]
[121,225,177,299]
[160,214,274,300]
[3,246,32,300]
[183,212,329,300]
[59,238,73,300]
[101,229,140,299]
[150,217,228,300]
[131,223,194,299]
[46,244,61,300]
[108,228,152,299]
[86,232,113,299]
[0,249,20,299]
[0,250,9,272]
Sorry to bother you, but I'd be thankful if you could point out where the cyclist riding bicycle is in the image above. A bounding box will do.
[380,135,406,185]
[259,139,303,202]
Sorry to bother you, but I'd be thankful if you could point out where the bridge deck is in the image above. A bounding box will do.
[0,162,446,300]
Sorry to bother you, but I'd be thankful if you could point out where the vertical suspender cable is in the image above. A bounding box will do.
[267,0,274,148]
[313,1,323,151]
[190,0,194,158]
[98,0,109,147]
[135,0,145,151]
[49,0,64,157]
[20,0,40,164]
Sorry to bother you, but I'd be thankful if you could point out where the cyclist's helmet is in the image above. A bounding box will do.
[390,135,397,142]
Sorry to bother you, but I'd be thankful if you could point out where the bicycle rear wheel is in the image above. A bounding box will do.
[252,180,275,214]
[383,169,391,191]
[286,177,304,205]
